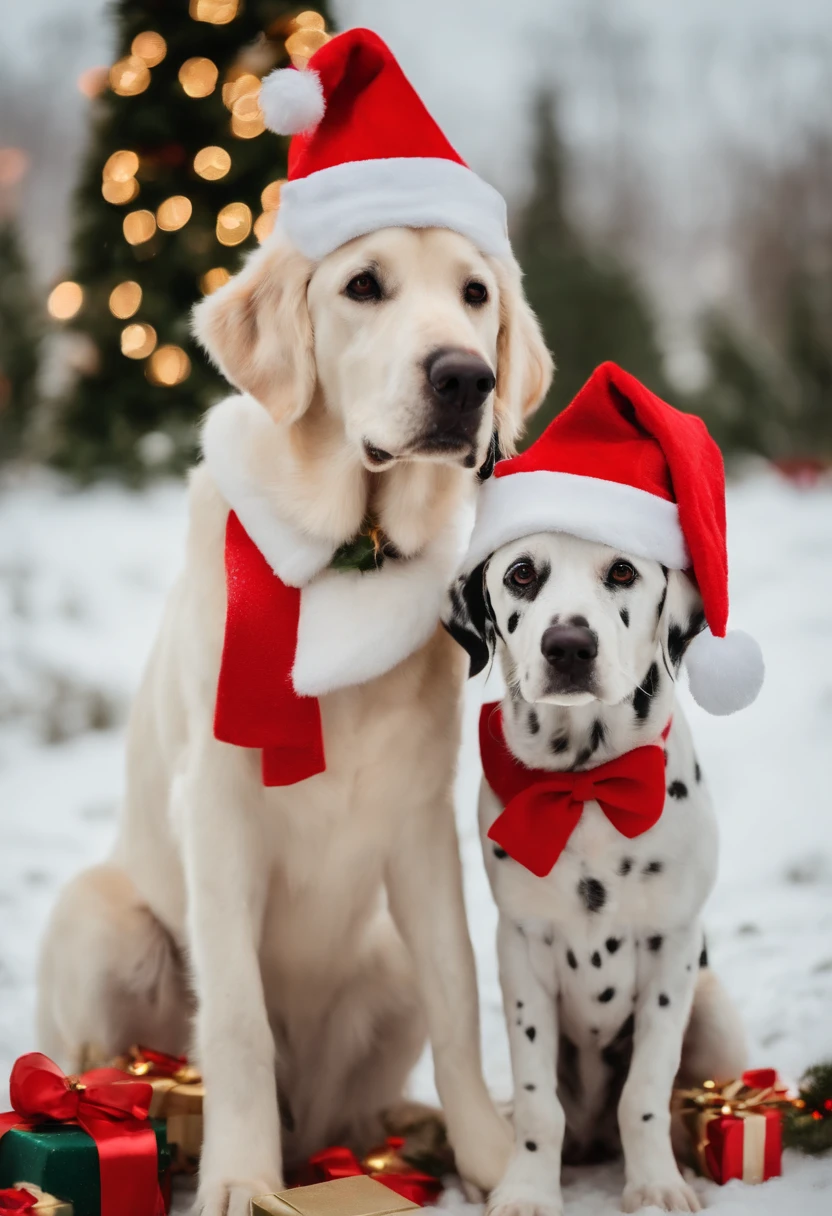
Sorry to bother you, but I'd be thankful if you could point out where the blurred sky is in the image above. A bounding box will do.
[2,0,831,361]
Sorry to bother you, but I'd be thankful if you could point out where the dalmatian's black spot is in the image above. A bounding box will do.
[632,663,660,723]
[699,941,709,968]
[525,1141,538,1152]
[618,857,634,877]
[591,951,602,968]
[516,999,523,1008]
[543,930,554,946]
[507,611,520,634]
[567,949,578,970]
[527,709,539,735]
[695,760,702,783]
[619,607,630,628]
[642,1113,654,1122]
[516,1017,522,1026]
[647,934,663,952]
[606,936,622,954]
[493,846,508,859]
[551,734,570,755]
[578,877,607,913]
[598,987,616,1003]
[591,1027,600,1035]
[656,581,668,624]
[668,780,689,799]
[668,608,706,667]
[575,718,607,767]
[643,860,664,876]
[658,993,670,1007]
[525,1026,536,1042]
[523,1083,535,1091]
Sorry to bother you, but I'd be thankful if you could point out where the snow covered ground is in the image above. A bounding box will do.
[1,467,831,1213]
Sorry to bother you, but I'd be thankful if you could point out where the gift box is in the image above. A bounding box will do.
[253,1175,420,1216]
[0,1054,172,1216]
[675,1069,789,1185]
[0,1183,73,1214]
[112,1048,203,1173]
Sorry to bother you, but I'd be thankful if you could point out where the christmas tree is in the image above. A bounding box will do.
[0,217,42,462]
[514,93,667,445]
[49,1,332,481]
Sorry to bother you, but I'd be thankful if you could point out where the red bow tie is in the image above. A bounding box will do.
[480,704,668,877]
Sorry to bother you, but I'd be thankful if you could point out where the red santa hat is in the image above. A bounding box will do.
[258,27,510,260]
[464,362,764,716]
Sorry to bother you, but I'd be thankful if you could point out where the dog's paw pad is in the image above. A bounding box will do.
[621,1179,702,1213]
[196,1176,283,1216]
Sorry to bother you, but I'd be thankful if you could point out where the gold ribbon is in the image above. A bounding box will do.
[675,1075,790,1184]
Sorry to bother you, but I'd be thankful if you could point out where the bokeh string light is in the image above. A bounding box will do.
[179,57,219,98]
[147,345,192,385]
[157,196,193,231]
[190,0,239,24]
[201,267,231,294]
[194,146,231,180]
[123,210,157,245]
[82,6,331,394]
[47,281,84,321]
[121,323,157,359]
[216,202,252,246]
[109,281,143,319]
[131,32,167,67]
[110,55,151,96]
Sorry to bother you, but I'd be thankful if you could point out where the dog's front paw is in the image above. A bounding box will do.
[195,1173,284,1216]
[621,1178,702,1213]
[487,1183,564,1216]
[451,1104,513,1192]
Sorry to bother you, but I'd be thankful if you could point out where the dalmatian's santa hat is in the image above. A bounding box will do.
[463,362,765,716]
[258,27,510,260]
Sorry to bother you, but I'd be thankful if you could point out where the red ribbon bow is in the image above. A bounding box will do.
[214,511,325,787]
[301,1140,442,1206]
[481,704,668,877]
[0,1054,165,1216]
[0,1190,37,1214]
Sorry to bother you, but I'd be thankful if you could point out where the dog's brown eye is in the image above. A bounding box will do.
[346,273,381,301]
[507,560,536,588]
[607,561,637,587]
[464,281,488,305]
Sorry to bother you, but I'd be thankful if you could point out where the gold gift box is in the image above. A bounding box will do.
[252,1176,420,1216]
[12,1182,73,1215]
[144,1074,204,1161]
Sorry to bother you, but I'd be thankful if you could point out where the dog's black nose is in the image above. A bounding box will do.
[426,349,496,413]
[541,624,598,676]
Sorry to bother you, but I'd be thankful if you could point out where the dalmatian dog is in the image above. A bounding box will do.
[445,531,748,1215]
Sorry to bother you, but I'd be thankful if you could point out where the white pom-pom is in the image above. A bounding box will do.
[685,628,765,716]
[259,67,325,135]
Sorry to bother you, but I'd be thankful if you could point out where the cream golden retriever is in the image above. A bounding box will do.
[37,225,552,1216]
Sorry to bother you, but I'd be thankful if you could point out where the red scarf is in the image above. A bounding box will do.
[481,703,668,877]
[213,511,325,786]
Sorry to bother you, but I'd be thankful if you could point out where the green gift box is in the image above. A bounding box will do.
[0,1120,171,1216]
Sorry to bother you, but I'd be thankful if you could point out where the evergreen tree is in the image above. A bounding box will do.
[51,1,331,481]
[513,93,667,445]
[0,218,42,462]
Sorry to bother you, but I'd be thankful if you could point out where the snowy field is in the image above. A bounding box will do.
[1,467,831,1213]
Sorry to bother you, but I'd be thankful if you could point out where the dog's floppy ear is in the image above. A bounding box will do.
[661,569,706,673]
[192,233,316,423]
[492,255,554,455]
[443,561,496,678]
